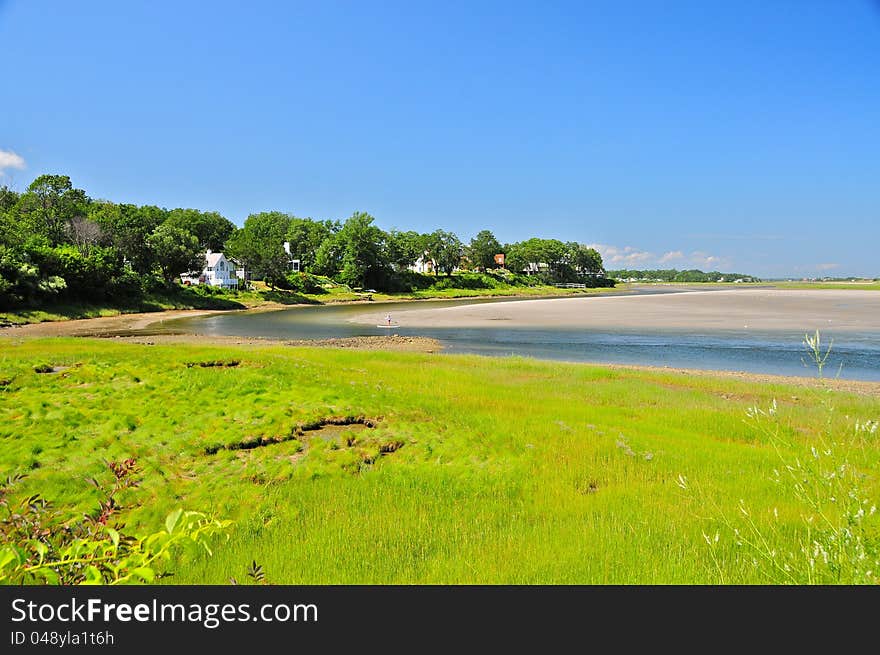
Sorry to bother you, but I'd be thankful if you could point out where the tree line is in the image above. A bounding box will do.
[228,213,606,291]
[608,269,761,283]
[0,173,607,309]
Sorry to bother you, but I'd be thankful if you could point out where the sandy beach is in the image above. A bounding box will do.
[0,309,224,338]
[349,289,880,332]
[0,310,442,353]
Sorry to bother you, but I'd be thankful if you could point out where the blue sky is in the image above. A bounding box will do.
[1,1,878,277]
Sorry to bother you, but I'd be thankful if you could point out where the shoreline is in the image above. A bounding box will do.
[113,333,443,352]
[0,283,627,327]
[3,288,880,394]
[6,282,873,337]
[0,309,227,338]
[0,287,623,335]
[4,327,878,396]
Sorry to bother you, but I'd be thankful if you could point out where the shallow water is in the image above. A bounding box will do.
[153,292,880,381]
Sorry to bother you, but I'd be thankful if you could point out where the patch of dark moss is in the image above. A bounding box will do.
[34,364,72,374]
[204,416,380,455]
[185,360,241,368]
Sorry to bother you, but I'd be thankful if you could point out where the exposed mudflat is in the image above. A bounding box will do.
[350,289,880,332]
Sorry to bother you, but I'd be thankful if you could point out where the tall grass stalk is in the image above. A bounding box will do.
[689,331,879,584]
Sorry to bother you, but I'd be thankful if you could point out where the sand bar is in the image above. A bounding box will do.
[0,309,224,337]
[349,289,880,332]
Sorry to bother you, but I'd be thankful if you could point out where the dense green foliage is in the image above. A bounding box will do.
[505,238,605,282]
[313,212,392,288]
[148,224,203,286]
[164,208,236,252]
[467,229,503,271]
[1,338,877,583]
[224,211,291,289]
[0,173,614,313]
[424,229,463,276]
[0,175,238,310]
[608,268,762,283]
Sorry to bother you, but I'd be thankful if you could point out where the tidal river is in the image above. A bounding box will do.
[156,287,880,381]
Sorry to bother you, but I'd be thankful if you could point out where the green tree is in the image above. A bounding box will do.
[425,229,462,276]
[147,224,202,286]
[286,217,338,271]
[566,243,604,276]
[0,186,21,247]
[16,175,88,246]
[90,202,167,274]
[467,230,502,271]
[0,185,19,215]
[541,239,569,278]
[505,238,570,280]
[503,241,529,274]
[387,229,427,270]
[165,208,236,251]
[225,211,291,288]
[314,212,391,288]
[312,238,341,279]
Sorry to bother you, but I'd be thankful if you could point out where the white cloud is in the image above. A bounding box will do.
[689,251,730,270]
[658,250,684,264]
[589,244,730,270]
[0,149,26,173]
[587,244,655,266]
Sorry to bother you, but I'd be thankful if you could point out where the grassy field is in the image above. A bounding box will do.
[771,281,880,291]
[1,338,878,584]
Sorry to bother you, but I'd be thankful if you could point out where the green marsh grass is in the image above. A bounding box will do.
[772,281,880,291]
[0,338,877,583]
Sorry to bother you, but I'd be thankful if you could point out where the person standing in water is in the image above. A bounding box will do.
[385,314,392,326]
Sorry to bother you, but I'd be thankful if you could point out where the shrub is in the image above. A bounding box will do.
[284,272,326,294]
[430,273,490,290]
[140,274,168,293]
[385,270,434,292]
[31,244,128,300]
[106,269,143,301]
[0,245,67,307]
[0,460,229,585]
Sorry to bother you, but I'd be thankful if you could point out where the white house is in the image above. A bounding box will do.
[408,252,436,274]
[522,262,550,275]
[282,242,301,272]
[181,250,239,288]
